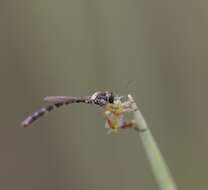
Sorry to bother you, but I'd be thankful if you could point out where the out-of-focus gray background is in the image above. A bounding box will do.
[1,1,208,190]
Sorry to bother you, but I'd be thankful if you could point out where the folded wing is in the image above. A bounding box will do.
[44,96,78,103]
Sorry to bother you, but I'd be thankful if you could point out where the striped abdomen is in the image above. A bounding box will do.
[21,99,89,127]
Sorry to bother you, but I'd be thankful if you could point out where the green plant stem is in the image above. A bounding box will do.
[128,94,178,190]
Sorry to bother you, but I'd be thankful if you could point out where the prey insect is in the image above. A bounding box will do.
[21,91,137,133]
[102,96,137,133]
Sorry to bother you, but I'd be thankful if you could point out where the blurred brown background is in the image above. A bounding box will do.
[0,0,208,190]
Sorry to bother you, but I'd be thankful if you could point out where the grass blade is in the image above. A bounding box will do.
[128,94,178,190]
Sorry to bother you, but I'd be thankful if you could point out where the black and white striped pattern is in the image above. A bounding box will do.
[21,104,58,127]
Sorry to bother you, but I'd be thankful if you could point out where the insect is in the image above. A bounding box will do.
[21,91,137,132]
[102,96,137,133]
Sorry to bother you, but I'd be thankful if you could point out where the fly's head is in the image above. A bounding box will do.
[91,91,115,106]
[106,91,114,104]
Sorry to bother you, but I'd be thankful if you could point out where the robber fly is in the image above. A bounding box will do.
[21,91,114,127]
[21,91,137,132]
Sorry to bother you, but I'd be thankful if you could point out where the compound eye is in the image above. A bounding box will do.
[108,94,114,104]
